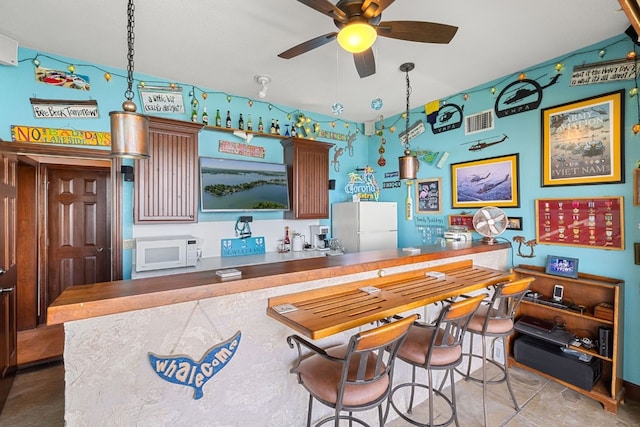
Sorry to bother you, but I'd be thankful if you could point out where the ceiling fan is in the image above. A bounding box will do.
[277,0,458,78]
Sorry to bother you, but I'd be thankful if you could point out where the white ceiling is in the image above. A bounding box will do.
[0,0,632,123]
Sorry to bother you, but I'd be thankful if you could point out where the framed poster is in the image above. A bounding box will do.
[541,90,624,187]
[535,197,624,250]
[450,153,519,208]
[416,178,441,214]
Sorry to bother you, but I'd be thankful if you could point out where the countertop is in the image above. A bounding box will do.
[47,241,510,325]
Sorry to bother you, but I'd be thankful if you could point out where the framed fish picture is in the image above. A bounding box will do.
[450,153,519,208]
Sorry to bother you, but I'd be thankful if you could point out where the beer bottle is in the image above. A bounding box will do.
[247,114,253,131]
[238,113,244,130]
[226,110,232,128]
[291,123,297,137]
[275,120,281,135]
[258,117,264,133]
[270,119,276,134]
[191,106,198,123]
[215,109,221,127]
[202,107,209,125]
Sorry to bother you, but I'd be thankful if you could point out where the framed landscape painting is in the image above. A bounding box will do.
[451,153,519,208]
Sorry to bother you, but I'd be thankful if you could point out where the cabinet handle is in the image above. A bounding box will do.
[0,287,14,294]
[0,267,5,276]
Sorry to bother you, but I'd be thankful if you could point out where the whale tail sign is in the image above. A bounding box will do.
[148,331,241,399]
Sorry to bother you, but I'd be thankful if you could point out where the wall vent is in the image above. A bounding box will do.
[465,109,494,135]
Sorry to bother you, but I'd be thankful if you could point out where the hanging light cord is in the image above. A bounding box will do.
[125,0,136,103]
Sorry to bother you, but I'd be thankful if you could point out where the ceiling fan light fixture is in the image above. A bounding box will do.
[254,75,271,99]
[337,21,377,53]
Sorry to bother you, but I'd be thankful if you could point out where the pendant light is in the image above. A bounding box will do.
[398,62,418,180]
[109,0,149,159]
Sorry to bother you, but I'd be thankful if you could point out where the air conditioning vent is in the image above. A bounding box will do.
[465,109,494,135]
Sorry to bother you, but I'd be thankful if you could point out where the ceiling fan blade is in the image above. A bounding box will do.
[377,21,458,44]
[278,32,338,59]
[353,48,376,78]
[297,0,347,21]
[361,0,395,19]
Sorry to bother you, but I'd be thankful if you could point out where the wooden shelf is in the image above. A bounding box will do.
[512,265,624,413]
[201,124,311,142]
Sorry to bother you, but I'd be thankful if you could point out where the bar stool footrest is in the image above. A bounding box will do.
[390,382,456,427]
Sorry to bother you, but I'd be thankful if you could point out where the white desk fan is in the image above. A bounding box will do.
[472,206,508,244]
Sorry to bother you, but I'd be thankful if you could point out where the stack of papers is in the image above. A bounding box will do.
[216,268,242,278]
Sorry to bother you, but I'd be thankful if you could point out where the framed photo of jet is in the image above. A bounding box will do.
[541,90,624,187]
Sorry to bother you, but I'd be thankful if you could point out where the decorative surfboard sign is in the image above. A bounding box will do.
[148,331,241,399]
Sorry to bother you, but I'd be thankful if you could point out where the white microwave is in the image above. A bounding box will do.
[135,235,198,272]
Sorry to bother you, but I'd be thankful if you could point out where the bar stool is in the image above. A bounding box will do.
[287,314,417,427]
[458,277,534,426]
[389,294,486,427]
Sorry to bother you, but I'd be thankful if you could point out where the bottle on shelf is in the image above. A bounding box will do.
[258,117,264,133]
[226,110,232,128]
[191,106,198,123]
[291,123,297,137]
[270,119,276,134]
[284,226,291,251]
[202,107,209,125]
[238,113,244,130]
[275,120,281,135]
[247,114,253,131]
[215,109,222,127]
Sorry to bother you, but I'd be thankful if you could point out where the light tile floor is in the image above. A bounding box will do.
[1,361,639,426]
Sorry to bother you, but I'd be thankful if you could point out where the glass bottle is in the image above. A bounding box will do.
[247,114,253,131]
[238,113,244,130]
[215,109,221,127]
[284,124,290,137]
[191,106,198,123]
[202,107,209,125]
[258,117,264,133]
[291,123,297,137]
[270,119,276,134]
[275,120,281,135]
[284,226,291,251]
[226,110,232,128]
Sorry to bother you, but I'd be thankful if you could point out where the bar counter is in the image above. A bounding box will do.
[49,242,511,426]
[47,241,509,325]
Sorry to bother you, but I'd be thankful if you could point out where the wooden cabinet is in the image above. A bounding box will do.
[511,265,624,413]
[134,117,202,224]
[281,138,333,219]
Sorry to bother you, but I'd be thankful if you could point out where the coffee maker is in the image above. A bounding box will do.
[309,225,329,250]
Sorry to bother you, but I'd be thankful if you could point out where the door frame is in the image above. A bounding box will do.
[0,142,123,284]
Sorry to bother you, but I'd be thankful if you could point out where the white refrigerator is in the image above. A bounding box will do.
[331,202,398,253]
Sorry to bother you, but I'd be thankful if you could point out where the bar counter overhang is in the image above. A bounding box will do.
[48,242,510,426]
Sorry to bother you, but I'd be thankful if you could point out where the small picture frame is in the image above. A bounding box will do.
[416,178,442,214]
[544,255,579,279]
[506,216,522,230]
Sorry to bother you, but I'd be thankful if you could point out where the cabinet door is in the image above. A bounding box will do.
[283,139,332,219]
[135,117,201,223]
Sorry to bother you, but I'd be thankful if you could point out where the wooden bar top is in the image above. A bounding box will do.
[47,241,510,325]
[267,259,516,340]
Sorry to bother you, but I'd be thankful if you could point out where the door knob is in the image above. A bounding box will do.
[96,247,104,253]
[0,287,14,294]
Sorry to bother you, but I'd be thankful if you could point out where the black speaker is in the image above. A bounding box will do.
[598,326,613,358]
[328,179,336,190]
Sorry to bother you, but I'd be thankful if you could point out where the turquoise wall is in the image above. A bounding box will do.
[371,33,640,386]
[1,34,638,385]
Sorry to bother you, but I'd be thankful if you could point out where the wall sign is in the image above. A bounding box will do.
[11,124,111,146]
[139,90,185,114]
[494,75,560,118]
[398,120,425,143]
[570,58,639,86]
[218,140,265,158]
[35,66,90,90]
[430,103,463,134]
[344,166,380,201]
[221,236,265,257]
[416,178,441,214]
[30,98,99,119]
[149,331,241,400]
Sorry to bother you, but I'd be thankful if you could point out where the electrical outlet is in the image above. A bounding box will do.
[123,239,135,249]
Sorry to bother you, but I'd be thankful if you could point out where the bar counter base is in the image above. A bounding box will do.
[61,247,509,426]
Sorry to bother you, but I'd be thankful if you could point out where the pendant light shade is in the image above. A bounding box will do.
[110,0,149,159]
[110,109,149,159]
[398,62,418,180]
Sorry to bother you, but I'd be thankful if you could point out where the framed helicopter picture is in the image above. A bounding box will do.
[541,90,624,187]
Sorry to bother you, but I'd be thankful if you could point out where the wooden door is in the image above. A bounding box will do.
[46,167,111,307]
[0,153,18,411]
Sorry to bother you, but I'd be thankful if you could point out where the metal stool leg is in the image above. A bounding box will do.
[502,336,519,411]
[482,334,489,427]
